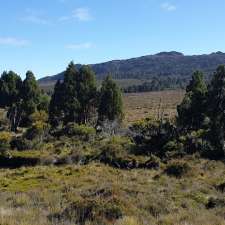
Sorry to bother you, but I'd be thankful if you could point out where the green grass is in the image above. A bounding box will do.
[0,157,224,225]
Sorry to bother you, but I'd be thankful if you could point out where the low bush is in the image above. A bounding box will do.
[49,198,123,225]
[130,118,177,157]
[62,123,96,141]
[216,182,225,193]
[0,131,12,155]
[165,160,191,178]
[206,197,225,209]
[25,121,49,141]
[10,136,42,151]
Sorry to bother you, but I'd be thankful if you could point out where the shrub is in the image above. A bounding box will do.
[164,129,209,158]
[63,123,96,141]
[10,137,37,150]
[130,118,177,157]
[165,160,191,178]
[30,110,48,124]
[206,197,225,209]
[97,136,135,168]
[99,141,129,168]
[25,121,49,141]
[216,181,225,193]
[143,155,161,169]
[163,140,185,158]
[0,131,12,154]
[49,198,123,225]
[0,109,9,130]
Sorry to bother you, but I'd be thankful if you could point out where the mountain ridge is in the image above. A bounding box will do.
[38,51,225,84]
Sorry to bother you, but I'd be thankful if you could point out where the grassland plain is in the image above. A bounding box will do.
[124,90,185,124]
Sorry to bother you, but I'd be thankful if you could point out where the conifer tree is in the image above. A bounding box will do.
[0,71,22,107]
[20,71,41,126]
[98,75,124,123]
[76,65,97,124]
[206,65,225,158]
[49,62,80,126]
[177,71,207,130]
[48,80,64,127]
[61,62,80,124]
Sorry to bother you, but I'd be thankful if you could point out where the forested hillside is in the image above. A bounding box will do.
[39,51,225,84]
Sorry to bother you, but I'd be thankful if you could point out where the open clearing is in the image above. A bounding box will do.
[124,90,185,124]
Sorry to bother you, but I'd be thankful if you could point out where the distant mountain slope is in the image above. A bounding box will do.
[38,51,225,84]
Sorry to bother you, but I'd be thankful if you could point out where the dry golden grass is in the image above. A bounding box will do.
[123,90,185,124]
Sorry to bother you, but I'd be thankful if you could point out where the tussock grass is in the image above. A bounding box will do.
[0,157,224,225]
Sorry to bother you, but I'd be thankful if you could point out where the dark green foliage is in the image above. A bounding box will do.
[0,70,42,131]
[62,62,80,124]
[10,137,33,151]
[0,72,23,131]
[165,160,191,178]
[124,76,187,93]
[206,197,225,209]
[37,92,50,112]
[39,51,225,82]
[49,62,97,127]
[98,137,132,168]
[62,123,96,141]
[177,71,207,131]
[204,65,225,158]
[49,62,79,126]
[216,182,225,193]
[20,71,41,127]
[48,80,65,127]
[0,71,22,108]
[21,71,40,104]
[130,118,177,157]
[76,65,97,124]
[98,76,124,123]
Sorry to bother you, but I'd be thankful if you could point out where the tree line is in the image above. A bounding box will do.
[0,62,124,132]
[123,77,188,93]
[1,62,225,161]
[130,66,225,160]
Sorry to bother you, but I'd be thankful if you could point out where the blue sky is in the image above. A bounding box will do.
[0,0,225,79]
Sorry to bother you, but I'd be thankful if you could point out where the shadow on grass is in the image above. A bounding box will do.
[0,156,39,169]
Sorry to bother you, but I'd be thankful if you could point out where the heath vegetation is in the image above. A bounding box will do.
[0,62,225,225]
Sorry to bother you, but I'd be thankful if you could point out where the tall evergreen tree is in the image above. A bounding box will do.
[49,62,98,126]
[76,65,97,124]
[62,62,80,124]
[20,71,41,126]
[98,75,124,123]
[0,71,22,107]
[48,80,65,127]
[0,71,22,131]
[206,65,225,158]
[49,62,80,126]
[177,71,207,130]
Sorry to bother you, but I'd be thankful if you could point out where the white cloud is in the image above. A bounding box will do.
[72,8,92,21]
[58,7,93,23]
[58,16,70,22]
[161,2,177,11]
[0,37,29,47]
[21,9,50,25]
[66,42,93,50]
